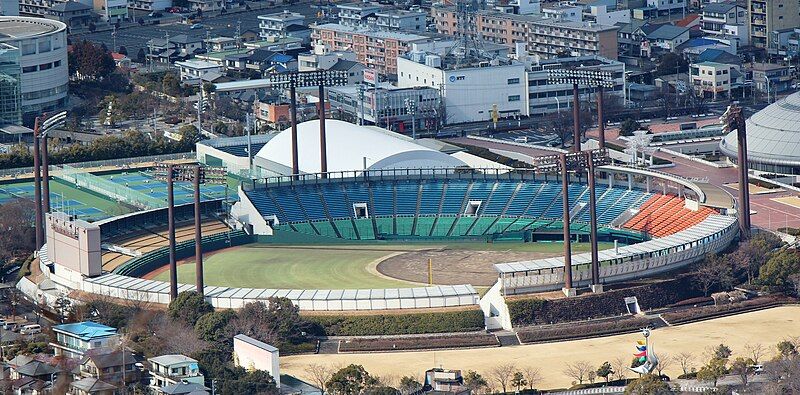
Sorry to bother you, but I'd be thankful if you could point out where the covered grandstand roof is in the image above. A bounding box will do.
[720,92,800,168]
[254,120,467,175]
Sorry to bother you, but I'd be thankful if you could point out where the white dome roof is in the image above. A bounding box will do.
[720,92,800,166]
[255,119,466,175]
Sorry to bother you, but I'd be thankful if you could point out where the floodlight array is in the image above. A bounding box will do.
[271,70,349,87]
[153,163,227,185]
[547,68,615,88]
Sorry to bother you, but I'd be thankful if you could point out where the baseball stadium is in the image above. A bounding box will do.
[14,118,742,332]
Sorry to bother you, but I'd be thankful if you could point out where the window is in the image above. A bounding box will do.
[507,77,520,84]
[21,41,36,55]
[39,63,52,71]
[53,60,61,68]
[38,40,51,53]
[508,95,521,101]
[22,66,37,73]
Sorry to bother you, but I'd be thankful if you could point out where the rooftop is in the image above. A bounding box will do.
[702,2,739,13]
[312,23,433,41]
[149,354,198,367]
[234,334,278,352]
[0,16,66,40]
[52,321,117,341]
[257,10,305,21]
[692,61,731,68]
[530,18,620,32]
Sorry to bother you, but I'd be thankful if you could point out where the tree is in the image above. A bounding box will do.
[194,309,236,345]
[676,352,694,376]
[0,199,36,262]
[218,369,279,394]
[619,118,642,137]
[136,48,146,63]
[655,353,671,377]
[694,253,734,296]
[227,298,313,348]
[655,52,688,77]
[730,356,755,386]
[597,361,614,383]
[522,366,541,390]
[168,291,213,326]
[712,344,732,360]
[624,374,673,395]
[69,40,116,80]
[307,364,335,394]
[489,363,516,393]
[564,361,592,385]
[162,72,182,97]
[612,357,628,381]
[364,387,399,395]
[398,376,422,395]
[759,249,800,291]
[511,371,527,391]
[588,370,597,384]
[777,340,798,358]
[179,124,202,150]
[326,365,378,395]
[744,343,766,365]
[696,357,727,386]
[462,370,488,393]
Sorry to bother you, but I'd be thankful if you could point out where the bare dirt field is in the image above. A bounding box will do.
[377,248,560,286]
[282,306,800,390]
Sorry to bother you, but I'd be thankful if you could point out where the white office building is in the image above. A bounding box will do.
[397,51,528,124]
[0,17,67,125]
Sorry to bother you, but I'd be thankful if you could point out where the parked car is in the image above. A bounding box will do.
[148,11,163,17]
[20,324,41,335]
[190,23,204,29]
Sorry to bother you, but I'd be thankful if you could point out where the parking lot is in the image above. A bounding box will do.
[72,1,324,58]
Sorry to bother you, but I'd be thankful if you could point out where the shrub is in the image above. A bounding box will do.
[306,308,485,336]
[339,333,498,352]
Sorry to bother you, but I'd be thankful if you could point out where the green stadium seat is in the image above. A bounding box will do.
[450,216,478,237]
[467,217,497,236]
[333,219,358,240]
[487,217,517,234]
[395,216,415,236]
[414,216,436,237]
[354,219,376,240]
[374,217,394,236]
[430,216,456,237]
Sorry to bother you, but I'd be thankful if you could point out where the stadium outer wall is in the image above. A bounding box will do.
[21,166,740,332]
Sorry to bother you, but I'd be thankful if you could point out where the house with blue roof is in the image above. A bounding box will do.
[50,321,120,359]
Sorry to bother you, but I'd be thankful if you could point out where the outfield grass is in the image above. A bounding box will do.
[153,241,614,289]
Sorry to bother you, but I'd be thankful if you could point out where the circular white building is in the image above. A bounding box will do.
[254,119,467,175]
[0,17,68,125]
[720,92,800,175]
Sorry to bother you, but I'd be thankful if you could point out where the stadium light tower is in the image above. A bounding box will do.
[548,69,615,151]
[721,104,751,239]
[532,149,610,296]
[32,111,67,249]
[271,71,348,179]
[154,163,226,299]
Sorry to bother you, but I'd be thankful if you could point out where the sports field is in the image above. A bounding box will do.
[281,305,800,390]
[0,179,130,220]
[149,241,613,289]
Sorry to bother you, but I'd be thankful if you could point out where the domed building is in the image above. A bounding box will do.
[720,92,800,175]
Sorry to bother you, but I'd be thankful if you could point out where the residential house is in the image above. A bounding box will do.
[93,0,127,23]
[690,61,736,100]
[175,59,224,82]
[374,9,426,32]
[298,50,358,72]
[258,11,306,39]
[77,350,141,388]
[423,368,470,394]
[327,59,365,85]
[46,1,94,29]
[51,322,120,359]
[641,24,690,57]
[146,35,205,64]
[158,382,209,395]
[147,355,204,391]
[645,0,686,16]
[111,52,131,69]
[69,377,117,395]
[206,36,238,52]
[750,62,792,94]
[701,2,749,46]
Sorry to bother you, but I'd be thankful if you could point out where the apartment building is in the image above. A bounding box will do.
[690,61,736,100]
[432,7,619,59]
[50,322,120,359]
[749,0,800,49]
[374,9,426,32]
[94,0,127,23]
[147,355,204,391]
[311,23,454,76]
[337,1,383,28]
[258,11,306,39]
[527,19,620,60]
[701,2,748,46]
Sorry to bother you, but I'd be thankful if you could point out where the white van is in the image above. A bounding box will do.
[20,324,41,335]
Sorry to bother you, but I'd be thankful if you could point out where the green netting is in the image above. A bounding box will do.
[487,217,517,234]
[414,216,436,237]
[450,216,478,236]
[55,164,164,209]
[395,216,414,236]
[314,220,339,238]
[468,217,498,236]
[333,219,358,240]
[375,217,394,235]
[292,222,318,236]
[431,216,457,237]
[354,218,375,240]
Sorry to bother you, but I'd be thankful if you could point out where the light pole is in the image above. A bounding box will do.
[32,111,67,249]
[548,69,615,151]
[404,97,417,139]
[721,104,751,239]
[763,75,771,103]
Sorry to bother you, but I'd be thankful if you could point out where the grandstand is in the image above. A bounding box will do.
[239,174,656,241]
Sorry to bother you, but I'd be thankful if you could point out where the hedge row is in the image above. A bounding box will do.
[661,296,794,325]
[305,308,485,336]
[339,333,498,352]
[508,273,705,326]
[517,316,650,344]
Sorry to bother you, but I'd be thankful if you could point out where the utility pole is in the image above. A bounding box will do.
[722,105,751,239]
[358,84,365,126]
[246,113,253,174]
[572,83,581,152]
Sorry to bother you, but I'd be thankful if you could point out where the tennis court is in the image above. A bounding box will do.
[98,170,230,206]
[0,179,126,221]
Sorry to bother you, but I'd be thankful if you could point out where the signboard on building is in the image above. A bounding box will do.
[364,69,377,86]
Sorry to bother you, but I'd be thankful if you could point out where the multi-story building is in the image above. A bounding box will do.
[175,59,223,82]
[749,0,800,49]
[527,19,620,60]
[127,0,171,13]
[147,355,204,392]
[374,9,426,32]
[46,1,93,29]
[690,61,736,100]
[50,321,120,359]
[336,2,383,29]
[751,62,792,95]
[0,0,18,16]
[646,0,686,16]
[432,7,619,59]
[327,84,441,131]
[258,11,306,39]
[525,55,625,115]
[311,23,454,76]
[94,0,128,23]
[701,2,748,46]
[541,4,582,22]
[77,350,141,388]
[397,51,528,124]
[0,43,22,126]
[0,17,68,126]
[188,0,224,12]
[298,50,357,71]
